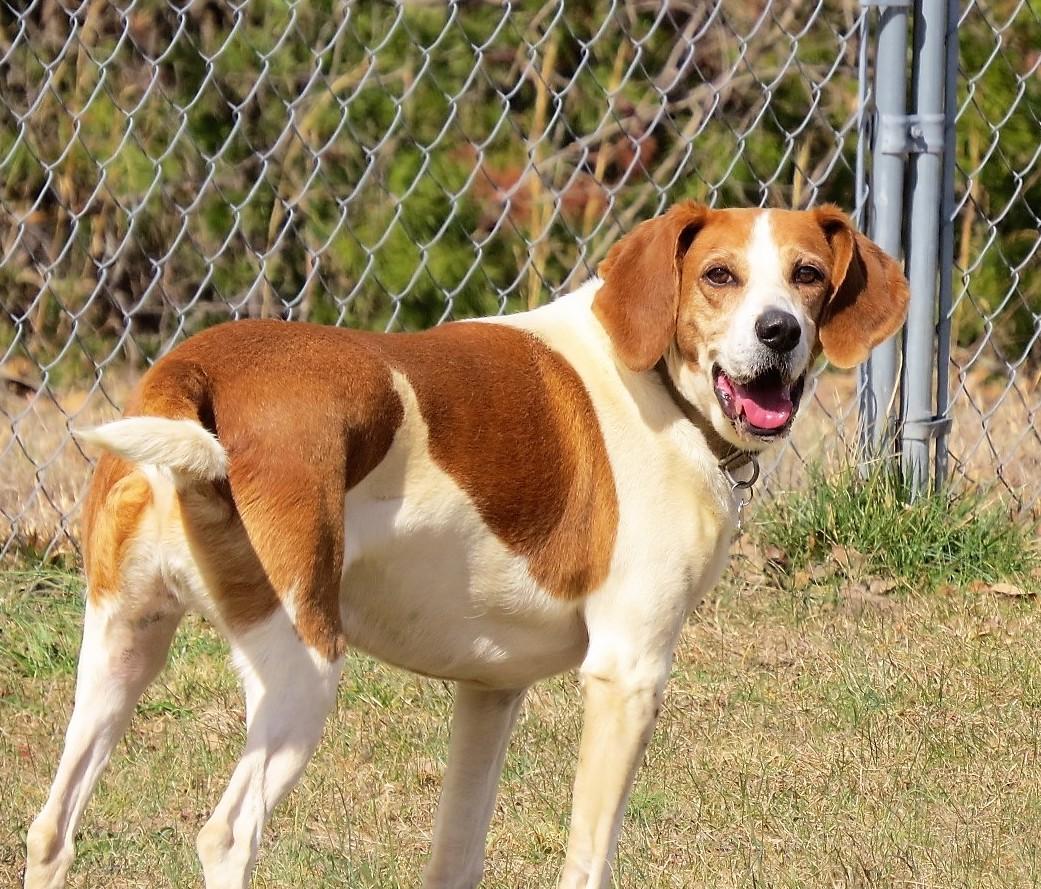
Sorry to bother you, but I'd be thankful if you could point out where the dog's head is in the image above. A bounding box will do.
[592,202,909,450]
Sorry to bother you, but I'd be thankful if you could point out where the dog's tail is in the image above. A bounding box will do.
[76,417,228,483]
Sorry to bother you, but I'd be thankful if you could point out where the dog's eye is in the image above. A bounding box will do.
[703,266,736,286]
[794,265,824,285]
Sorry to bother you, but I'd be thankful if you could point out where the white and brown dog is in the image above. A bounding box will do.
[25,203,908,889]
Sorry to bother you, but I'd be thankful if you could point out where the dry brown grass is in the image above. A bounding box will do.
[0,366,127,557]
[4,558,1041,887]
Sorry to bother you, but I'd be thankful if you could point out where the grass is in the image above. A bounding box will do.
[759,463,1040,588]
[2,483,1040,888]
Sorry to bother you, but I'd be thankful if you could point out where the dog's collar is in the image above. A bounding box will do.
[653,359,761,518]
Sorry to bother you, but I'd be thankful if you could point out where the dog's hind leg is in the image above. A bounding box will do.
[195,608,342,889]
[25,588,183,889]
[423,684,527,889]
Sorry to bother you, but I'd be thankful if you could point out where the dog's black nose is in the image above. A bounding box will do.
[755,309,801,353]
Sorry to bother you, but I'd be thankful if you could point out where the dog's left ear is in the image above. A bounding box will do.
[593,201,710,373]
[814,204,910,368]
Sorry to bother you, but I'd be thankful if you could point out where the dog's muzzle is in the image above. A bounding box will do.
[712,364,806,439]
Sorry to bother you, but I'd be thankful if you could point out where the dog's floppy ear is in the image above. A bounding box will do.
[814,204,910,368]
[593,201,710,372]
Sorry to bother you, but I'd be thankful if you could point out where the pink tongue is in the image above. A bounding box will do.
[732,380,793,430]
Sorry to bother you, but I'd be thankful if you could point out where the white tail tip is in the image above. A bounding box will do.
[76,417,228,481]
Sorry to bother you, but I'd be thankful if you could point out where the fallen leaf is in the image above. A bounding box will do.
[830,544,867,573]
[840,582,895,609]
[810,562,838,582]
[990,582,1035,597]
[763,545,791,575]
[867,577,899,595]
[733,540,791,578]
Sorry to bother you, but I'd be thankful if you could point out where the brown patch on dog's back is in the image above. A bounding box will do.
[156,320,618,602]
[379,323,619,599]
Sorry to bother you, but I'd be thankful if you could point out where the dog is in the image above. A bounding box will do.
[25,202,908,889]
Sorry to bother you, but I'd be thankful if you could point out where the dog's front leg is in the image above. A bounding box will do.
[423,683,527,889]
[558,592,687,889]
[557,669,666,889]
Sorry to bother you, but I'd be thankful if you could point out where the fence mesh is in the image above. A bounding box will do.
[944,0,1041,515]
[0,0,1036,558]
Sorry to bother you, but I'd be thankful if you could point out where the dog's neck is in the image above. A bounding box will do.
[653,358,758,477]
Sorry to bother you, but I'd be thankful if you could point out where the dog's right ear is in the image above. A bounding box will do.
[593,201,710,373]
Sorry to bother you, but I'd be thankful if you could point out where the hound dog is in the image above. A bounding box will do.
[25,203,909,889]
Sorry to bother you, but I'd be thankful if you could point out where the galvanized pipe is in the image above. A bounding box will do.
[900,0,949,493]
[861,3,910,457]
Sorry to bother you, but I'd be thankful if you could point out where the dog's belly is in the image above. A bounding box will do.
[339,542,587,688]
[339,526,588,687]
[340,486,588,689]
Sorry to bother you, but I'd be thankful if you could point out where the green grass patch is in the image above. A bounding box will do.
[0,567,84,684]
[758,462,1040,588]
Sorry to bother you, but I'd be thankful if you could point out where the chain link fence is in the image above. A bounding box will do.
[0,0,1037,558]
[939,0,1041,514]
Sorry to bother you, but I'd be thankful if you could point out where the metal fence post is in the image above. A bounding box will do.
[900,0,951,494]
[861,1,911,459]
[933,0,961,488]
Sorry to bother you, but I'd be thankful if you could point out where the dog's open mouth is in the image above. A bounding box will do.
[712,365,805,439]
